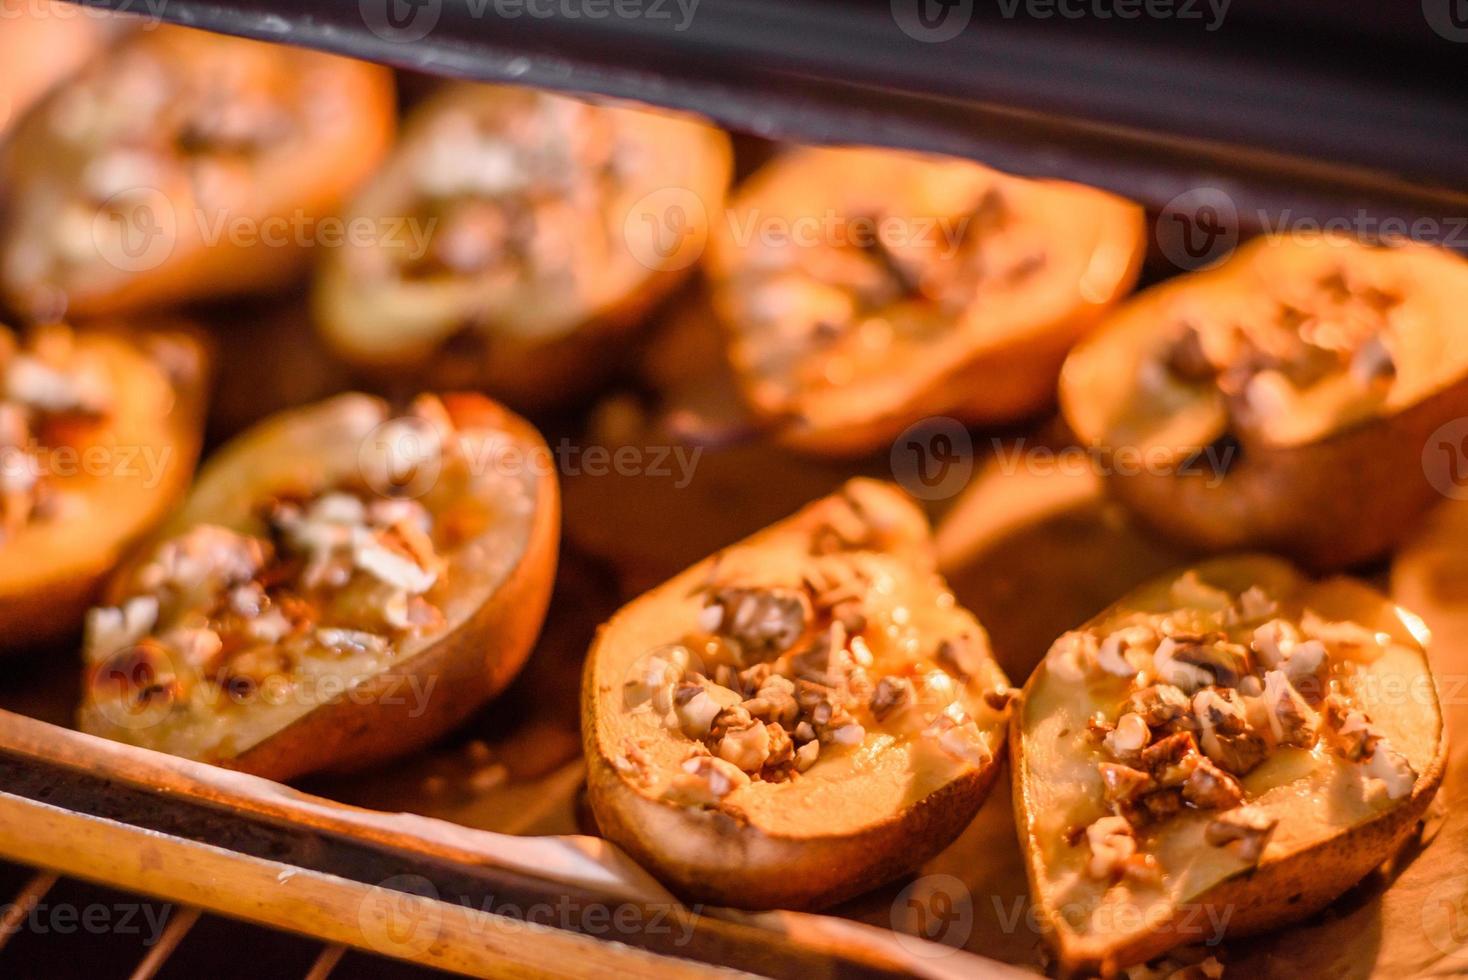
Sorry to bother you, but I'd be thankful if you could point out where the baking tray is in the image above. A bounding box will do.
[3,5,1466,976]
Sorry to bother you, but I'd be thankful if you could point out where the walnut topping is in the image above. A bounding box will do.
[1096,625,1155,678]
[1152,637,1215,693]
[665,755,749,806]
[1251,619,1299,668]
[1192,688,1267,776]
[1046,630,1099,682]
[869,675,915,722]
[1161,267,1403,428]
[1182,756,1245,810]
[1125,685,1192,731]
[1321,694,1417,799]
[930,715,990,766]
[1104,712,1152,761]
[674,679,741,738]
[625,645,690,711]
[83,596,160,665]
[743,673,799,726]
[1085,815,1137,879]
[1362,742,1417,800]
[86,478,449,722]
[1205,806,1277,865]
[702,586,811,660]
[1259,669,1318,748]
[715,718,772,773]
[793,739,820,772]
[1230,586,1278,624]
[1099,762,1152,808]
[1321,694,1377,762]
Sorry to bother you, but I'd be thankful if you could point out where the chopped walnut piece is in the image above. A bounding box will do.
[716,719,772,773]
[788,622,853,687]
[1192,688,1268,776]
[1251,619,1299,668]
[869,675,915,722]
[1170,638,1254,689]
[674,679,741,738]
[1205,806,1277,864]
[703,586,812,660]
[1182,757,1245,810]
[1321,694,1378,762]
[1362,742,1417,800]
[1096,625,1155,678]
[1085,815,1137,879]
[793,739,820,772]
[1045,630,1098,682]
[1125,684,1192,731]
[83,596,160,665]
[762,722,794,775]
[932,718,989,766]
[742,673,799,726]
[1169,571,1233,612]
[1152,637,1215,693]
[1230,586,1278,625]
[1142,732,1203,788]
[1099,762,1153,808]
[665,755,749,806]
[137,524,268,597]
[1259,670,1318,748]
[1103,711,1152,761]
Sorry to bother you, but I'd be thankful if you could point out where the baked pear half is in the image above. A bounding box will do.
[0,25,394,317]
[1061,232,1468,570]
[77,392,559,781]
[583,479,1012,910]
[1012,555,1446,976]
[707,146,1145,456]
[314,82,733,408]
[0,320,207,649]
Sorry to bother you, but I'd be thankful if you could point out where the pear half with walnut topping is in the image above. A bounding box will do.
[1061,232,1468,570]
[1012,555,1446,976]
[0,320,207,650]
[315,83,732,409]
[78,392,558,781]
[708,146,1145,456]
[1,26,395,317]
[583,479,1012,910]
